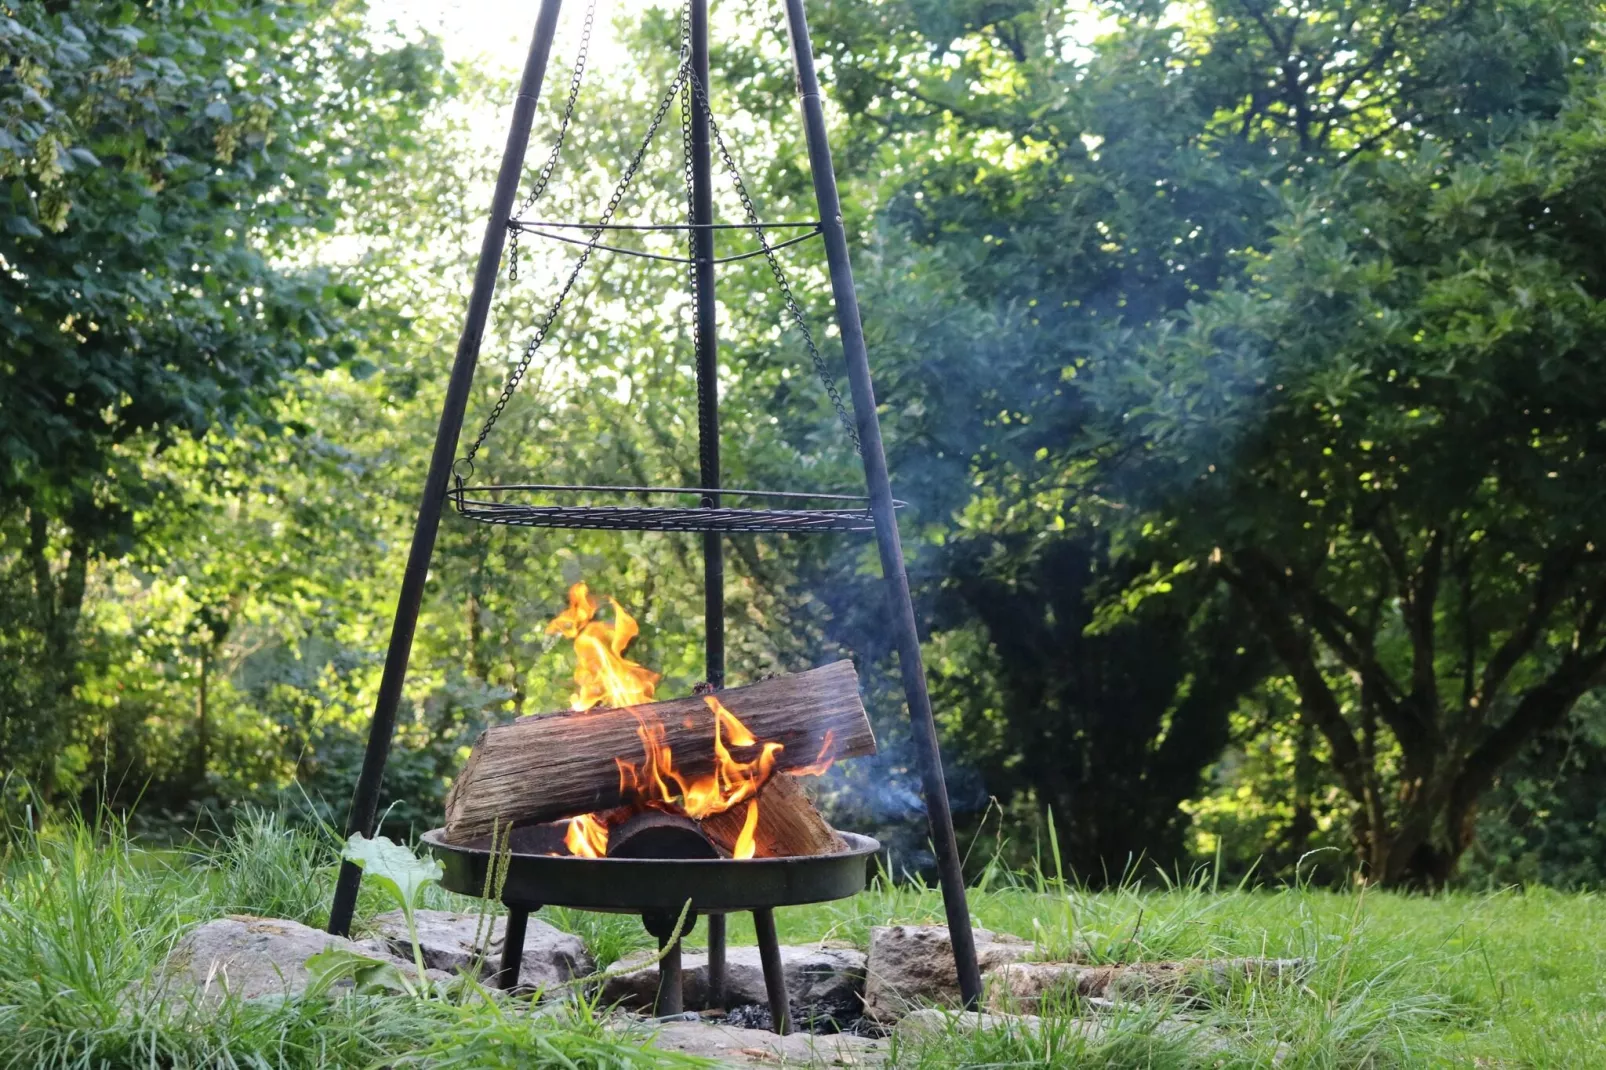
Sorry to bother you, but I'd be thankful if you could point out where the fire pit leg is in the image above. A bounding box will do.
[706,913,727,1008]
[752,909,791,1035]
[656,933,684,1016]
[642,910,693,1017]
[497,904,535,991]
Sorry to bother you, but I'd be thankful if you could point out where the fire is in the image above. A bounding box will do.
[618,695,783,820]
[733,800,760,859]
[545,582,660,711]
[546,582,832,860]
[564,812,610,858]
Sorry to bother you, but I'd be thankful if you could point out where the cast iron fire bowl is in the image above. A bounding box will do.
[421,826,881,912]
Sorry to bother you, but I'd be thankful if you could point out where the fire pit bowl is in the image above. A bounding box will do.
[419,826,881,1033]
[421,827,880,912]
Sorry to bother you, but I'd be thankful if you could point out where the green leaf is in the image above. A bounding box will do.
[304,947,413,997]
[341,833,442,913]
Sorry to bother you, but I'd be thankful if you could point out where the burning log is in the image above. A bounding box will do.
[444,660,874,844]
[701,772,845,858]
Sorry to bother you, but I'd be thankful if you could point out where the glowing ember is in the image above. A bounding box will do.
[545,582,835,859]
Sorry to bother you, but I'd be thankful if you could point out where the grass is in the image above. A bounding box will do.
[2,810,1604,1067]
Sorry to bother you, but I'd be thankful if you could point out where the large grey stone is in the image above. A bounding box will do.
[861,925,1032,1023]
[369,909,593,991]
[624,1018,888,1067]
[985,958,1306,1013]
[896,1007,1079,1041]
[599,944,867,1025]
[148,915,442,1005]
[896,1007,1235,1059]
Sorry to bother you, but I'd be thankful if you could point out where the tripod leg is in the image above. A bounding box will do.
[778,0,983,1009]
[325,0,568,938]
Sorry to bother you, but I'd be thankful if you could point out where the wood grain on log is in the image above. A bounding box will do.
[444,660,874,843]
[701,772,845,858]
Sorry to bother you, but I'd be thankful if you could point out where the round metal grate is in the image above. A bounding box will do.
[449,483,898,534]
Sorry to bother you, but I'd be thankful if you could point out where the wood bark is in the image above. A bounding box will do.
[444,660,874,842]
[701,772,845,858]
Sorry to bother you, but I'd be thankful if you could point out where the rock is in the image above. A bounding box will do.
[599,944,867,1025]
[625,1018,888,1067]
[896,1007,1233,1059]
[985,958,1306,1012]
[148,915,445,1005]
[896,1007,1086,1041]
[861,925,1032,1023]
[368,909,594,991]
[984,961,1086,1013]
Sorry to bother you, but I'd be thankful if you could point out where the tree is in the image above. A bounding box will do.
[779,0,1600,879]
[0,0,445,795]
[932,533,1268,873]
[1095,85,1606,886]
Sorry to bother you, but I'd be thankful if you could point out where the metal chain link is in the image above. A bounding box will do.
[685,70,861,454]
[463,56,694,467]
[508,0,598,283]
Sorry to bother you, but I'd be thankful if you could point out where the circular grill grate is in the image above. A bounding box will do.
[449,483,897,534]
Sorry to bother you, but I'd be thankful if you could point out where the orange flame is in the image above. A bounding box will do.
[564,813,609,858]
[546,582,835,860]
[614,695,783,822]
[546,582,660,711]
[788,730,837,778]
[732,800,761,859]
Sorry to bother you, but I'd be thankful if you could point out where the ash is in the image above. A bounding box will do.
[716,1003,886,1038]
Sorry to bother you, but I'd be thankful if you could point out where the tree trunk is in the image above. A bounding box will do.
[1286,713,1316,865]
[192,651,209,787]
[24,510,90,804]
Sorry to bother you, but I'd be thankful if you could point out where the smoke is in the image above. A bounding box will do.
[811,736,990,881]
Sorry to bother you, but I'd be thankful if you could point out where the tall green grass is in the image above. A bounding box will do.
[3,807,1603,1067]
[0,809,705,1068]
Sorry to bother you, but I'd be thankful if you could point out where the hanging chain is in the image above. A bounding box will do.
[463,57,694,468]
[685,71,861,454]
[465,3,858,473]
[508,0,598,283]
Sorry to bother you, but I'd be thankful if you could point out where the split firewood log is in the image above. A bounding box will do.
[444,660,874,843]
[700,771,845,858]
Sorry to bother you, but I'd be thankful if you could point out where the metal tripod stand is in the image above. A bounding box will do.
[324,0,983,1009]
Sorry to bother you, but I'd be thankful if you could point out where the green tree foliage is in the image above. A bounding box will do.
[0,0,445,797]
[1097,82,1606,886]
[788,0,1601,881]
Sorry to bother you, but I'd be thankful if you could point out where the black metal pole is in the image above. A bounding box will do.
[497,904,532,991]
[655,929,685,1016]
[326,0,566,937]
[778,0,983,1008]
[705,913,727,1008]
[689,0,730,997]
[752,909,792,1035]
[691,0,723,690]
